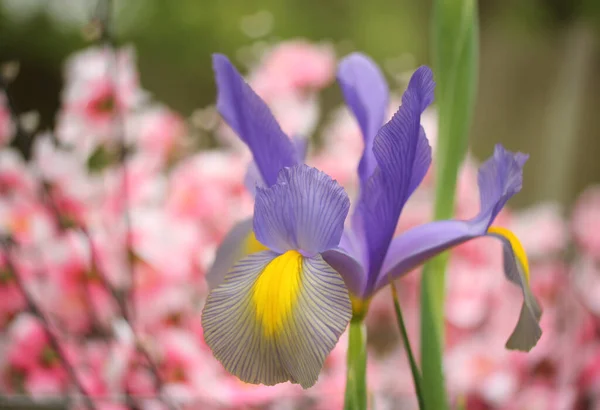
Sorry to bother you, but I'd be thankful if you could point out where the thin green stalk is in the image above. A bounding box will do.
[344,319,367,410]
[420,0,479,409]
[390,283,425,410]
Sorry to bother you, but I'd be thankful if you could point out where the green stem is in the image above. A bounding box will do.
[390,283,425,410]
[420,0,479,408]
[344,319,367,410]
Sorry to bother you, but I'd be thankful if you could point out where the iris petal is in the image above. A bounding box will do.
[355,66,434,290]
[213,54,298,187]
[372,145,540,350]
[338,53,389,186]
[489,227,542,351]
[205,219,268,290]
[379,144,528,287]
[322,247,366,297]
[277,255,352,387]
[254,165,350,255]
[202,251,288,386]
[202,251,351,388]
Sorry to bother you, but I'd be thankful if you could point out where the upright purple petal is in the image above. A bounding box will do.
[253,165,350,255]
[475,145,529,228]
[356,66,434,292]
[244,135,309,196]
[213,54,298,187]
[292,135,309,161]
[376,144,528,290]
[338,53,389,185]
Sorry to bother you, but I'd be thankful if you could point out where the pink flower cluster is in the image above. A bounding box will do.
[0,40,599,410]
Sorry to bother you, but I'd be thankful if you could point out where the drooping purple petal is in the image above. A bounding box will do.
[253,165,350,255]
[376,144,528,291]
[213,54,298,187]
[491,234,542,351]
[355,66,434,292]
[338,53,389,185]
[322,247,366,296]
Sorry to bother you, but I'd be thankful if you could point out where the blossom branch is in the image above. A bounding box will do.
[1,238,97,410]
[94,0,137,324]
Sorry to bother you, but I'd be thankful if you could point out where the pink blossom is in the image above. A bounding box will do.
[250,40,335,98]
[0,251,26,328]
[38,230,115,333]
[572,186,600,258]
[132,106,187,161]
[445,261,499,330]
[166,151,252,234]
[0,196,56,246]
[0,93,14,146]
[57,46,144,157]
[445,339,519,407]
[0,148,37,198]
[510,202,567,259]
[573,256,600,316]
[2,314,68,395]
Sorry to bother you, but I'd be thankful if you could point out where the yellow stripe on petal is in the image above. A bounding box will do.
[244,231,269,255]
[487,226,530,283]
[252,250,302,338]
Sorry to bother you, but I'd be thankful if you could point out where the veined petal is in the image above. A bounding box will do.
[488,226,542,351]
[205,219,268,290]
[213,54,298,187]
[202,251,351,388]
[254,165,350,255]
[338,53,389,185]
[356,66,434,290]
[379,144,528,287]
[475,145,529,228]
[373,145,539,350]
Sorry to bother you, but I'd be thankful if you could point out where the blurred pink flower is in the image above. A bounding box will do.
[0,93,13,147]
[166,151,252,236]
[511,202,567,259]
[2,314,68,395]
[250,40,335,98]
[572,186,600,258]
[132,106,187,162]
[0,148,37,198]
[0,196,56,246]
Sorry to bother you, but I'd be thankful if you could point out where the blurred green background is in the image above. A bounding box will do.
[0,0,599,208]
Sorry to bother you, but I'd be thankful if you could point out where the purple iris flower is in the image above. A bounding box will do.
[206,52,541,364]
[322,54,541,351]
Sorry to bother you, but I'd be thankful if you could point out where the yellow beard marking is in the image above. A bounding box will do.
[252,250,303,338]
[488,226,530,283]
[244,231,269,255]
